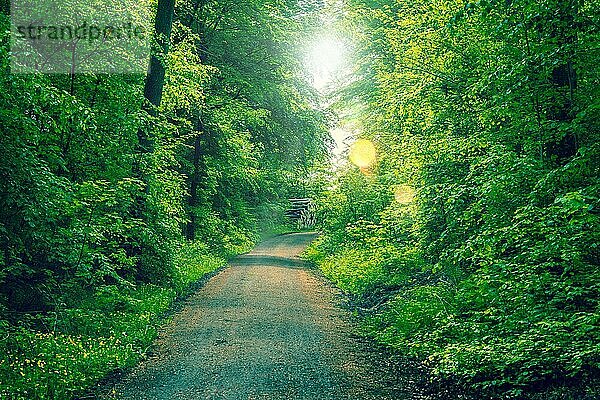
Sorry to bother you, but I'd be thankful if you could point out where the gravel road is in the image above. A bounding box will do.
[102,233,415,400]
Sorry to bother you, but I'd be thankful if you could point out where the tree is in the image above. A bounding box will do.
[138,0,176,154]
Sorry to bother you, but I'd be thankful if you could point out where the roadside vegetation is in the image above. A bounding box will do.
[307,0,599,398]
[0,244,223,399]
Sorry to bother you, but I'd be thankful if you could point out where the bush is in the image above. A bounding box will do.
[311,145,600,397]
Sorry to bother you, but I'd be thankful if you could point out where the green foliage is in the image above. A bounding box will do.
[312,0,600,397]
[0,246,224,399]
[173,241,225,289]
[320,248,388,295]
[0,288,163,399]
[1,328,139,400]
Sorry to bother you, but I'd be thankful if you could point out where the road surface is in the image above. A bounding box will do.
[102,233,415,400]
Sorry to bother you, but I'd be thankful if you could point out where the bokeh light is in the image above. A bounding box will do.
[349,139,376,169]
[394,185,415,204]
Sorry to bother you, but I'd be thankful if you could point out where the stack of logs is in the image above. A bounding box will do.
[285,198,316,229]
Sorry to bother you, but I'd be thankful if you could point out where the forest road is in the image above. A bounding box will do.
[102,232,415,400]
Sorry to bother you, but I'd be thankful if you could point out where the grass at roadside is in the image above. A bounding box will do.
[304,236,600,400]
[0,242,225,400]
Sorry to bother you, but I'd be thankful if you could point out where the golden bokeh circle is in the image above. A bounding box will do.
[349,139,376,169]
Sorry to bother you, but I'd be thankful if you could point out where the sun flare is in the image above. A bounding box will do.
[305,36,346,90]
[394,185,415,204]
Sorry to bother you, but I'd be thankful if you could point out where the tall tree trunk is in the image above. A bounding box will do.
[185,116,204,241]
[130,0,176,262]
[545,0,578,162]
[137,0,175,153]
[181,0,209,240]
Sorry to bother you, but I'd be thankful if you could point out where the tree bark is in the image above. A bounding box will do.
[138,0,175,153]
[544,0,578,162]
[185,116,204,241]
[130,0,176,258]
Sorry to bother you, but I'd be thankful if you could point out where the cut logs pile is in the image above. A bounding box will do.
[285,198,316,229]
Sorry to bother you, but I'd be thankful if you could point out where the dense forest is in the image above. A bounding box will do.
[307,0,599,398]
[1,0,599,398]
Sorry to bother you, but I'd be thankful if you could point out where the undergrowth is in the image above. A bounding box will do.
[305,153,600,399]
[0,241,225,400]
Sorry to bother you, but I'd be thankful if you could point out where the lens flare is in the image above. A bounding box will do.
[394,185,415,204]
[305,36,346,91]
[349,139,376,169]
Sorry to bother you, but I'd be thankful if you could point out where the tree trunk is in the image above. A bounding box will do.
[185,117,204,241]
[545,0,578,162]
[137,0,175,153]
[130,0,176,260]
